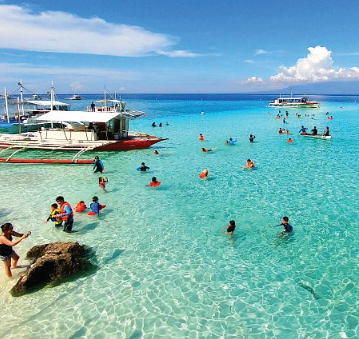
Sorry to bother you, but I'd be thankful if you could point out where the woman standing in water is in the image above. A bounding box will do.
[0,223,30,278]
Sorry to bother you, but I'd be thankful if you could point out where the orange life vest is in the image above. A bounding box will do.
[60,202,74,221]
[199,170,209,178]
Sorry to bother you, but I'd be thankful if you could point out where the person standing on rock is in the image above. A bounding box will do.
[0,223,30,278]
[56,196,74,233]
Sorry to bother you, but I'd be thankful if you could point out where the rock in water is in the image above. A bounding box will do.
[10,242,94,297]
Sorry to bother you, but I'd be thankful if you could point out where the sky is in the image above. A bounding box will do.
[1,0,359,94]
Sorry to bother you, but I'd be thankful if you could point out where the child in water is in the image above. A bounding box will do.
[275,216,293,238]
[99,177,108,191]
[75,201,87,213]
[149,177,161,187]
[44,203,62,227]
[222,220,236,238]
[88,196,106,216]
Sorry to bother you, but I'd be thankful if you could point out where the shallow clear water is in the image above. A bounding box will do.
[1,95,359,338]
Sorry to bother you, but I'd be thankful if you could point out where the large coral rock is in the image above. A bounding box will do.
[10,242,94,297]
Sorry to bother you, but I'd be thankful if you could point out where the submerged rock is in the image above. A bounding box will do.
[10,242,94,297]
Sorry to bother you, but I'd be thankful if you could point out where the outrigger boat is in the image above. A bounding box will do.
[300,132,331,139]
[0,110,166,153]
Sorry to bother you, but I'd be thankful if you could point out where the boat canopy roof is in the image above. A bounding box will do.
[35,110,123,123]
[96,99,122,104]
[26,100,69,106]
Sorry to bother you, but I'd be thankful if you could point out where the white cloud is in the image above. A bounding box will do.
[156,50,203,58]
[0,4,200,57]
[246,76,264,83]
[255,49,270,55]
[245,46,359,87]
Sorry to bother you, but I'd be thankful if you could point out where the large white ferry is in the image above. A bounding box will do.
[269,95,320,108]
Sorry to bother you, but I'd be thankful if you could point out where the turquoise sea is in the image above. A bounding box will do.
[1,94,359,339]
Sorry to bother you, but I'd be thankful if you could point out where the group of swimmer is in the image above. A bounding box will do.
[152,122,169,127]
[222,216,293,239]
[199,134,257,171]
[43,155,109,234]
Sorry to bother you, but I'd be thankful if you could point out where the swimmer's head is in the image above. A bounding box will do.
[92,196,99,202]
[229,220,236,226]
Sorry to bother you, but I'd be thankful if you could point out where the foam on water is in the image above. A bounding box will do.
[0,96,359,338]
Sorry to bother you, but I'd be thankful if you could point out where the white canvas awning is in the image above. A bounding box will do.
[35,111,122,123]
[26,100,69,106]
[96,99,122,104]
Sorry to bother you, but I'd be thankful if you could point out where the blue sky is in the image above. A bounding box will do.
[1,0,359,93]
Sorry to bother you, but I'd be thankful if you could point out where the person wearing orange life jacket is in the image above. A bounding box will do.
[149,177,161,187]
[199,169,209,178]
[56,196,74,233]
[75,201,87,213]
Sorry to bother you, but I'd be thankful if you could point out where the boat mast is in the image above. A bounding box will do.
[4,88,9,123]
[18,80,25,116]
[50,82,55,128]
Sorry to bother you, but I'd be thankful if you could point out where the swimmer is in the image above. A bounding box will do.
[243,159,255,169]
[88,196,106,216]
[44,203,62,227]
[199,169,209,179]
[201,147,216,152]
[137,162,150,171]
[274,216,293,238]
[153,150,159,155]
[278,128,284,134]
[287,138,293,143]
[226,138,237,145]
[249,134,256,142]
[149,177,161,187]
[93,156,105,173]
[222,220,236,238]
[199,134,205,141]
[99,177,108,191]
[75,201,87,213]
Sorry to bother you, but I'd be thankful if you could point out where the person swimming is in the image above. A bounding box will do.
[245,159,255,169]
[149,177,161,187]
[222,220,236,237]
[99,177,108,191]
[226,138,237,145]
[88,196,106,216]
[274,216,293,238]
[199,169,209,178]
[137,162,150,171]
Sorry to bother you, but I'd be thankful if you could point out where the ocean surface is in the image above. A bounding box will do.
[0,94,359,338]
